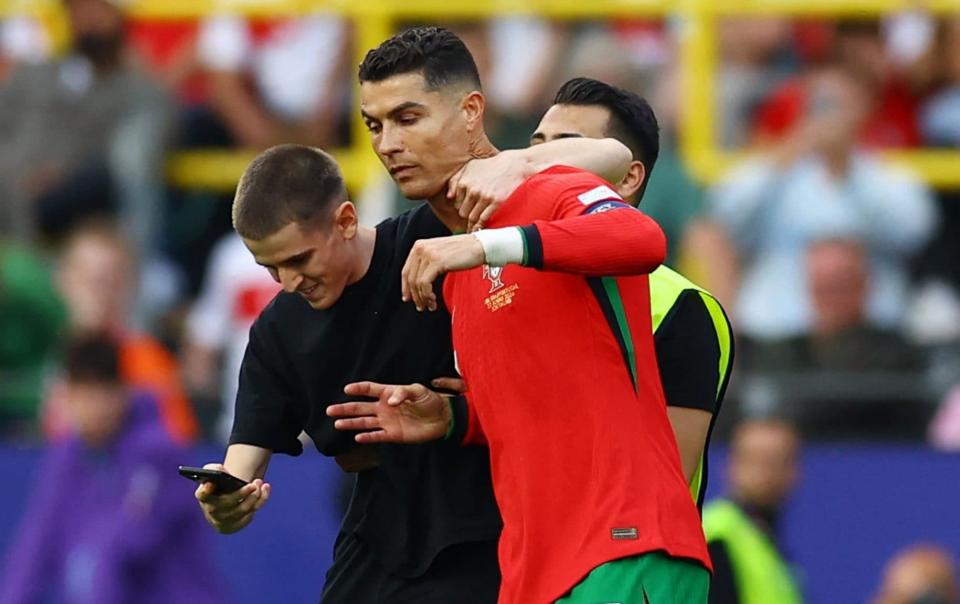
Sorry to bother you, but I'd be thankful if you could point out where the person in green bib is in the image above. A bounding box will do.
[703,419,804,604]
[527,77,734,509]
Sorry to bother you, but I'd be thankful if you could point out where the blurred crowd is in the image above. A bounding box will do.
[1,0,960,449]
[1,2,960,601]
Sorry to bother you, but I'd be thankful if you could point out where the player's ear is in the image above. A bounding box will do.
[332,201,358,239]
[617,160,646,201]
[461,90,486,133]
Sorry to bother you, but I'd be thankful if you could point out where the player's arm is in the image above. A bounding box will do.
[448,138,632,229]
[432,377,487,446]
[668,408,713,486]
[655,291,728,485]
[402,197,666,311]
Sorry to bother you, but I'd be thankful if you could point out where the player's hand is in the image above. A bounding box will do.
[327,381,451,444]
[194,463,271,534]
[334,446,381,473]
[447,152,527,232]
[402,235,485,312]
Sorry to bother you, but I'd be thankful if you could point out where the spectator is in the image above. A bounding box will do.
[0,0,172,256]
[746,239,923,373]
[181,232,279,439]
[43,222,198,444]
[907,19,960,346]
[717,17,797,148]
[0,245,66,437]
[487,17,563,116]
[703,419,803,604]
[194,9,350,149]
[872,544,960,604]
[755,20,929,149]
[709,62,936,339]
[921,17,960,147]
[0,333,226,604]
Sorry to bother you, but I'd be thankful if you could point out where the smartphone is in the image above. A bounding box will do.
[178,466,248,494]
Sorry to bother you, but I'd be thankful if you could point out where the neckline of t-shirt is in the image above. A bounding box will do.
[338,225,388,305]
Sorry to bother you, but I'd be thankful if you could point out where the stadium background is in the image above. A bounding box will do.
[1,0,959,602]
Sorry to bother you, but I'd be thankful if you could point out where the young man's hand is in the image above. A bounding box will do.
[327,382,452,444]
[402,235,485,311]
[194,463,271,534]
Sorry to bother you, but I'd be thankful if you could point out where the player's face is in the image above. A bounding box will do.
[244,218,355,310]
[531,103,611,146]
[531,104,639,199]
[360,72,474,200]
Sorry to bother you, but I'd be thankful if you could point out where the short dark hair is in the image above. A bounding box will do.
[64,332,121,385]
[358,26,481,91]
[233,145,347,241]
[553,78,660,198]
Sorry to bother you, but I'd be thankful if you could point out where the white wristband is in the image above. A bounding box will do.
[473,227,525,267]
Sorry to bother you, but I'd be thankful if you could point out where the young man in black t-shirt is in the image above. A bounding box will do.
[193,145,502,603]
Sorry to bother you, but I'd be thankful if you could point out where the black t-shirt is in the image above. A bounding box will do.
[231,204,501,577]
[653,289,730,415]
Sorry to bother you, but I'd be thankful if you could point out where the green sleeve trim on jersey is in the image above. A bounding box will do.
[519,227,529,266]
[601,277,638,391]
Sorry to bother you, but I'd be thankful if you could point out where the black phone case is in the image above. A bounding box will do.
[178,466,248,494]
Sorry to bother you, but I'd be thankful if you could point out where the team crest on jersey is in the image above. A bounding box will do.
[482,264,505,293]
[481,265,519,312]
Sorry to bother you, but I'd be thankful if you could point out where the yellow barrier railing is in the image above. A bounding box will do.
[2,0,958,191]
[681,0,960,188]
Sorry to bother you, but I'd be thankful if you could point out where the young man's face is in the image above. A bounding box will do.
[243,219,354,310]
[360,72,474,200]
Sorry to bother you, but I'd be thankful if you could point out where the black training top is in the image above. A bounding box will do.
[230,204,502,577]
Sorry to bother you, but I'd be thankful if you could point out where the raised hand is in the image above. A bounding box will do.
[327,381,452,444]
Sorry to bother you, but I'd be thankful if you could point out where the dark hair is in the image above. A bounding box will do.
[553,77,660,199]
[232,145,347,240]
[64,332,121,385]
[358,26,481,91]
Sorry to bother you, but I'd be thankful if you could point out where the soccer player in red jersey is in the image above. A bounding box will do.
[329,27,711,603]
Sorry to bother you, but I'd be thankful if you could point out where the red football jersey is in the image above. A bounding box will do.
[444,166,710,603]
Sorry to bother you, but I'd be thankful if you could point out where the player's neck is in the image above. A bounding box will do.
[468,135,498,161]
[346,226,378,285]
[427,136,499,233]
